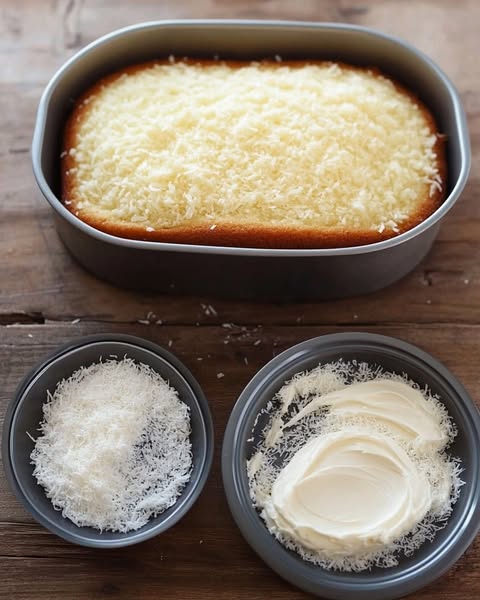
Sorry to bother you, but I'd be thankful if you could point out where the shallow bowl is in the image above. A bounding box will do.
[2,333,214,548]
[222,332,480,599]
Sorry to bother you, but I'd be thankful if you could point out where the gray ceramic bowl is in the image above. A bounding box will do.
[2,334,213,548]
[31,20,470,299]
[222,333,480,599]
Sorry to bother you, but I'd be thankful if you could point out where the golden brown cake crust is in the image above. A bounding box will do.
[62,59,446,249]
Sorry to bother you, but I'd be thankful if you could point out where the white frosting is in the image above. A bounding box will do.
[260,379,453,559]
[267,379,447,450]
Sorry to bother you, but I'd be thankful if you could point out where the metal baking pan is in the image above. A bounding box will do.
[31,20,470,300]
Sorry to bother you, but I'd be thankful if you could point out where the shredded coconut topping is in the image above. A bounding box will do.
[66,61,442,237]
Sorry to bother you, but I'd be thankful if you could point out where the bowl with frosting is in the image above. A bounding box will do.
[222,333,480,599]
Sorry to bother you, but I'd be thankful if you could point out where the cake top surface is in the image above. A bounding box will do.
[63,59,443,246]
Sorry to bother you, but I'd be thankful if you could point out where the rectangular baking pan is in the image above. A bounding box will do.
[31,20,470,300]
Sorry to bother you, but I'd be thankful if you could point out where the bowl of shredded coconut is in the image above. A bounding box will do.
[222,333,480,600]
[3,334,213,547]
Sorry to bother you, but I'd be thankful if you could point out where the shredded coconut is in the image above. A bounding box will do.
[66,61,442,238]
[31,358,192,533]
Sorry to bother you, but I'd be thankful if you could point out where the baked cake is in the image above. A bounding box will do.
[62,59,445,248]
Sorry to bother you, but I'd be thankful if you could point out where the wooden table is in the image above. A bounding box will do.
[1,1,479,598]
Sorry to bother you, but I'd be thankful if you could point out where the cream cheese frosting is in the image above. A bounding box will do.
[266,379,448,451]
[264,430,431,556]
[248,370,461,570]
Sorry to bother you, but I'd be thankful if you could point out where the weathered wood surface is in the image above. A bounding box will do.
[1,1,479,598]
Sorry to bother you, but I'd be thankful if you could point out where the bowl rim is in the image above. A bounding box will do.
[2,333,214,548]
[31,19,471,257]
[221,332,480,599]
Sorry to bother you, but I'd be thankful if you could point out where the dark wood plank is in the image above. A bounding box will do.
[1,202,479,326]
[0,323,479,599]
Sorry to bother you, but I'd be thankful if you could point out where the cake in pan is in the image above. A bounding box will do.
[62,59,445,248]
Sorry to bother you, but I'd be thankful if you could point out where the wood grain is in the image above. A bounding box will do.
[1,0,479,598]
